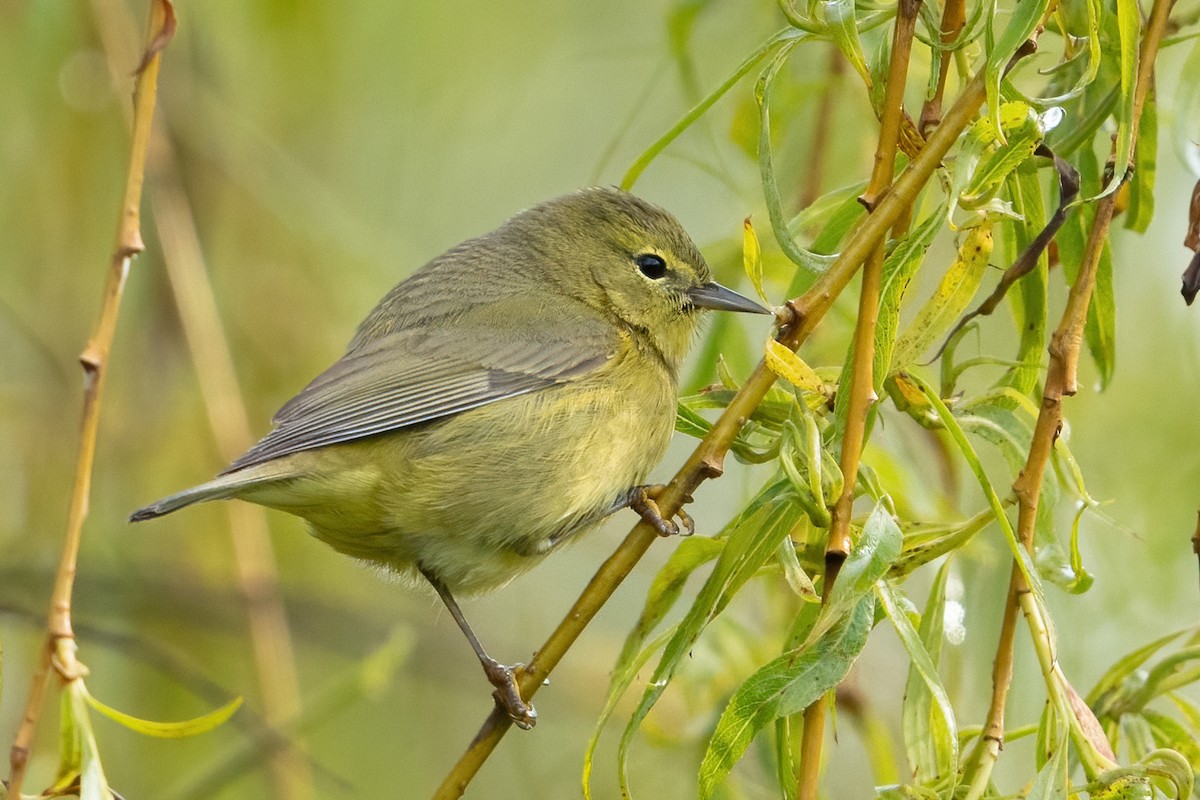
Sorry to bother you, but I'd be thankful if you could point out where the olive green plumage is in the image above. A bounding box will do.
[131,187,767,594]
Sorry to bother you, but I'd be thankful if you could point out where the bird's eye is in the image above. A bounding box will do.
[635,253,668,280]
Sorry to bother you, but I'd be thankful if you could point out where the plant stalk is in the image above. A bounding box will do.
[4,3,173,796]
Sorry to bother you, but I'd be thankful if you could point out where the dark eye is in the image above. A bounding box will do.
[635,253,668,280]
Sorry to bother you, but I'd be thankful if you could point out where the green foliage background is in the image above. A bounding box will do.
[1,0,1199,798]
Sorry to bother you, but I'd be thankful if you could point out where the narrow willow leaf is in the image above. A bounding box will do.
[758,37,836,274]
[882,576,959,787]
[983,0,1047,146]
[907,372,1043,597]
[774,717,798,800]
[617,479,802,795]
[818,503,903,634]
[622,28,800,189]
[1104,0,1142,194]
[765,339,823,393]
[961,103,1044,209]
[1142,709,1200,767]
[777,535,817,598]
[743,216,768,302]
[1088,629,1191,708]
[1125,89,1157,232]
[1086,236,1116,388]
[997,166,1049,401]
[85,688,242,739]
[676,400,714,439]
[698,595,874,798]
[58,682,112,800]
[583,626,677,800]
[822,0,870,88]
[876,210,944,385]
[1027,731,1070,799]
[891,222,993,369]
[892,508,993,578]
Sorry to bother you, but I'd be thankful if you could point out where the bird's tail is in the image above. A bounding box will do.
[129,463,295,522]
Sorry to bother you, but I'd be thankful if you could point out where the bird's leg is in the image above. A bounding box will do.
[627,484,695,537]
[419,568,538,730]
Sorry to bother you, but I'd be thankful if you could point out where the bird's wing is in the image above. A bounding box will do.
[223,304,615,473]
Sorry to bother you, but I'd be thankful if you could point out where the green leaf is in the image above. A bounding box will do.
[758,36,837,274]
[1089,628,1192,709]
[1104,0,1142,193]
[883,575,959,788]
[1027,731,1070,799]
[85,689,242,739]
[622,28,800,189]
[617,478,802,795]
[1125,89,1157,232]
[997,166,1049,401]
[54,681,112,800]
[698,594,875,798]
[983,0,1047,146]
[907,372,1043,597]
[821,0,870,88]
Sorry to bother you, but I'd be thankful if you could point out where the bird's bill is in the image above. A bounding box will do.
[687,282,772,314]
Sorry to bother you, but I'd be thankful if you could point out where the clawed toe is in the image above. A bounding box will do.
[629,485,696,538]
[482,658,538,729]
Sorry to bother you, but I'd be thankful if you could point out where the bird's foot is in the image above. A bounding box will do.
[629,484,695,537]
[481,657,538,730]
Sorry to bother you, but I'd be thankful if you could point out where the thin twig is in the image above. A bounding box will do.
[918,0,967,136]
[432,43,1009,800]
[797,2,921,796]
[966,0,1175,789]
[5,3,173,796]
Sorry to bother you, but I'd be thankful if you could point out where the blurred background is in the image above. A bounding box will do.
[2,1,1198,798]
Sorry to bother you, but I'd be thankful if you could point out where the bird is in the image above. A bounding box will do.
[131,187,770,727]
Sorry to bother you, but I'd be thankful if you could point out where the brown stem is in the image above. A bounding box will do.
[968,0,1175,790]
[918,0,967,136]
[797,3,921,797]
[431,44,1005,799]
[5,3,173,796]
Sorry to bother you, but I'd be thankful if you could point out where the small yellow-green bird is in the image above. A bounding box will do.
[131,187,769,727]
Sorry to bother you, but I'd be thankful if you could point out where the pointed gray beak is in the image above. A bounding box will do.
[687,282,772,314]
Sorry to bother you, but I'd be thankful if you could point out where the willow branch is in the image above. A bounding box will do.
[84,1,312,796]
[432,39,1008,800]
[918,0,967,136]
[5,3,173,796]
[797,3,921,797]
[967,0,1175,790]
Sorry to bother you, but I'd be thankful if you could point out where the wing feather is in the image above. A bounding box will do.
[224,305,613,472]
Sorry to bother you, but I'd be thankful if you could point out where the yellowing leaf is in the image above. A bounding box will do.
[85,689,242,739]
[742,216,768,303]
[890,222,993,369]
[764,338,822,393]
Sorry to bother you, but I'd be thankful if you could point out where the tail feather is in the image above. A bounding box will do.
[129,463,295,522]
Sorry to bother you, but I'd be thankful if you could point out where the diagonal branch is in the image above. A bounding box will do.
[431,42,1018,800]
